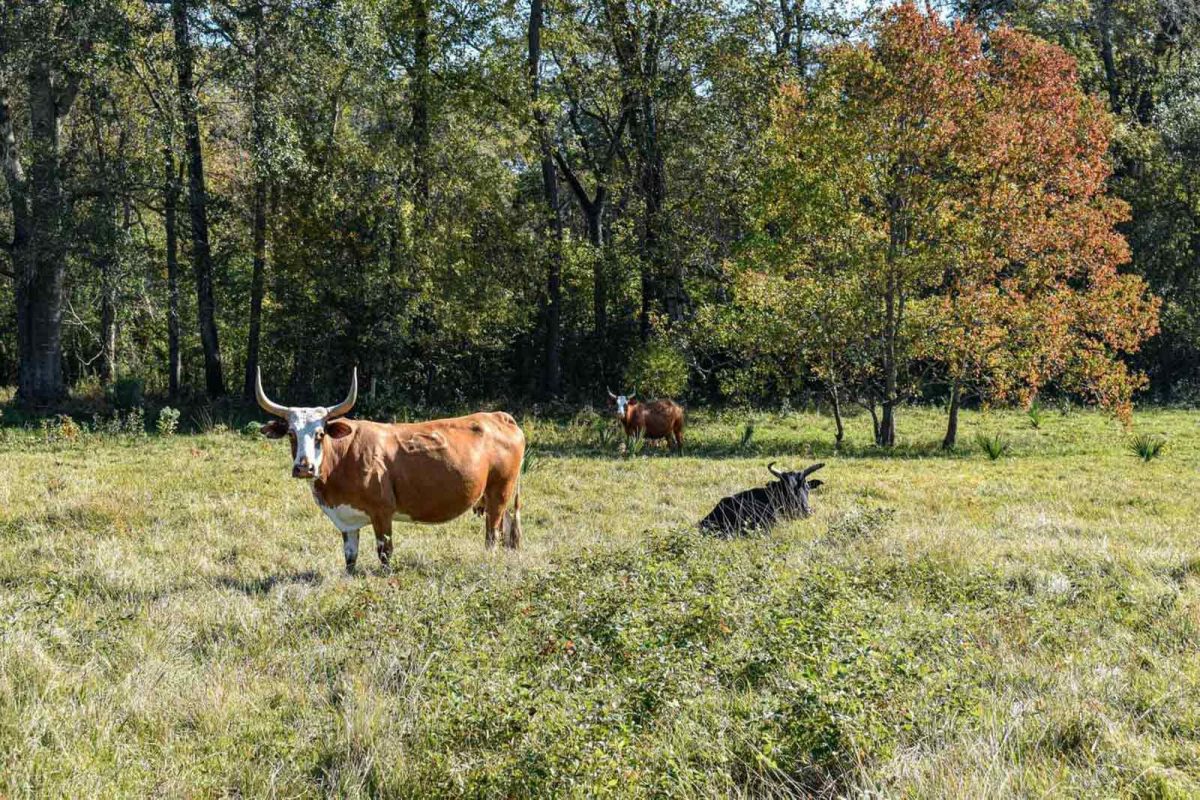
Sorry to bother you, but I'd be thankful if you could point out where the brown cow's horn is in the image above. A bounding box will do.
[607,387,617,399]
[325,367,358,419]
[255,367,289,419]
[767,462,783,479]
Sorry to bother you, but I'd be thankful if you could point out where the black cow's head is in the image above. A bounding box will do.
[767,462,825,517]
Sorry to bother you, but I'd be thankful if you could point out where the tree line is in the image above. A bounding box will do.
[0,0,1196,447]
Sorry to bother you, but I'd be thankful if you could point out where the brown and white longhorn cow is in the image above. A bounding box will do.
[607,388,685,453]
[257,369,525,571]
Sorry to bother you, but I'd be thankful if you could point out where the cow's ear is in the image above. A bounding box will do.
[806,479,823,490]
[261,420,289,439]
[325,419,353,439]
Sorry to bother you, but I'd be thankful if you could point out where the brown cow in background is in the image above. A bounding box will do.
[607,388,685,453]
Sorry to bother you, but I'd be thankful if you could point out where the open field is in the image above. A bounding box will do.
[1,406,1198,797]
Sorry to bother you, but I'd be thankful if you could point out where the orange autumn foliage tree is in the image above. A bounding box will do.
[758,2,1159,447]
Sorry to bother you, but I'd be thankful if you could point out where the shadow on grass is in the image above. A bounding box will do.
[530,439,972,461]
[215,569,322,595]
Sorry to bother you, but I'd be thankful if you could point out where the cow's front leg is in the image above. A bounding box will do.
[342,529,360,573]
[372,515,393,568]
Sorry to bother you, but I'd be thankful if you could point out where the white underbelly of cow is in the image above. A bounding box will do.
[316,501,432,532]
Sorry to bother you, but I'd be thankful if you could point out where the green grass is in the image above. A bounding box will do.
[1,406,1199,797]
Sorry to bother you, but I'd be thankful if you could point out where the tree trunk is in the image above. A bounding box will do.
[942,381,961,450]
[587,199,608,357]
[6,54,79,405]
[879,401,896,448]
[604,2,679,337]
[829,383,844,445]
[1097,0,1121,114]
[779,1,806,73]
[529,0,562,398]
[866,402,881,446]
[164,143,182,400]
[635,90,678,331]
[98,239,117,384]
[539,150,563,399]
[91,91,118,385]
[172,0,224,398]
[243,2,269,400]
[243,170,268,401]
[556,150,612,381]
[411,0,431,221]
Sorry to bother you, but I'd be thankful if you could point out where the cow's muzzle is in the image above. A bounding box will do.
[293,462,316,479]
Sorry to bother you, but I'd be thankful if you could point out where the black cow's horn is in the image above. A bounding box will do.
[255,367,289,419]
[767,461,783,479]
[801,462,825,478]
[325,367,358,420]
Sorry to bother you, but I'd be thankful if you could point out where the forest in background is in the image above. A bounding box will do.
[0,0,1197,445]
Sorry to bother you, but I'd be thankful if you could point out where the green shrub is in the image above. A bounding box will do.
[241,421,262,437]
[106,377,144,411]
[623,339,689,399]
[40,414,82,445]
[591,416,615,450]
[975,432,1010,460]
[92,408,145,437]
[1027,401,1046,430]
[1128,433,1167,462]
[156,406,181,436]
[739,419,756,451]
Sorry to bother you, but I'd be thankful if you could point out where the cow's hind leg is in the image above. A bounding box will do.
[484,504,502,550]
[483,480,520,551]
[371,514,393,568]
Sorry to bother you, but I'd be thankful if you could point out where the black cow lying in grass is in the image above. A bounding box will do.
[698,462,825,537]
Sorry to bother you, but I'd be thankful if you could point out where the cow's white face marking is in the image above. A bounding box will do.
[287,406,330,478]
[614,395,629,417]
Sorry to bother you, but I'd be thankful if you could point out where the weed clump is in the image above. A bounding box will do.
[40,414,82,445]
[975,432,1010,460]
[1128,433,1166,462]
[92,407,146,437]
[156,406,181,436]
[1027,401,1046,429]
[739,419,756,451]
[825,507,895,543]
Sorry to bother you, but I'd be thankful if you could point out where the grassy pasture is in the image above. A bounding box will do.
[1,406,1198,798]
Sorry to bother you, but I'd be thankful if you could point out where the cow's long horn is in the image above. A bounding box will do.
[801,462,825,479]
[325,367,358,419]
[255,367,289,419]
[767,461,783,479]
[607,386,617,399]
